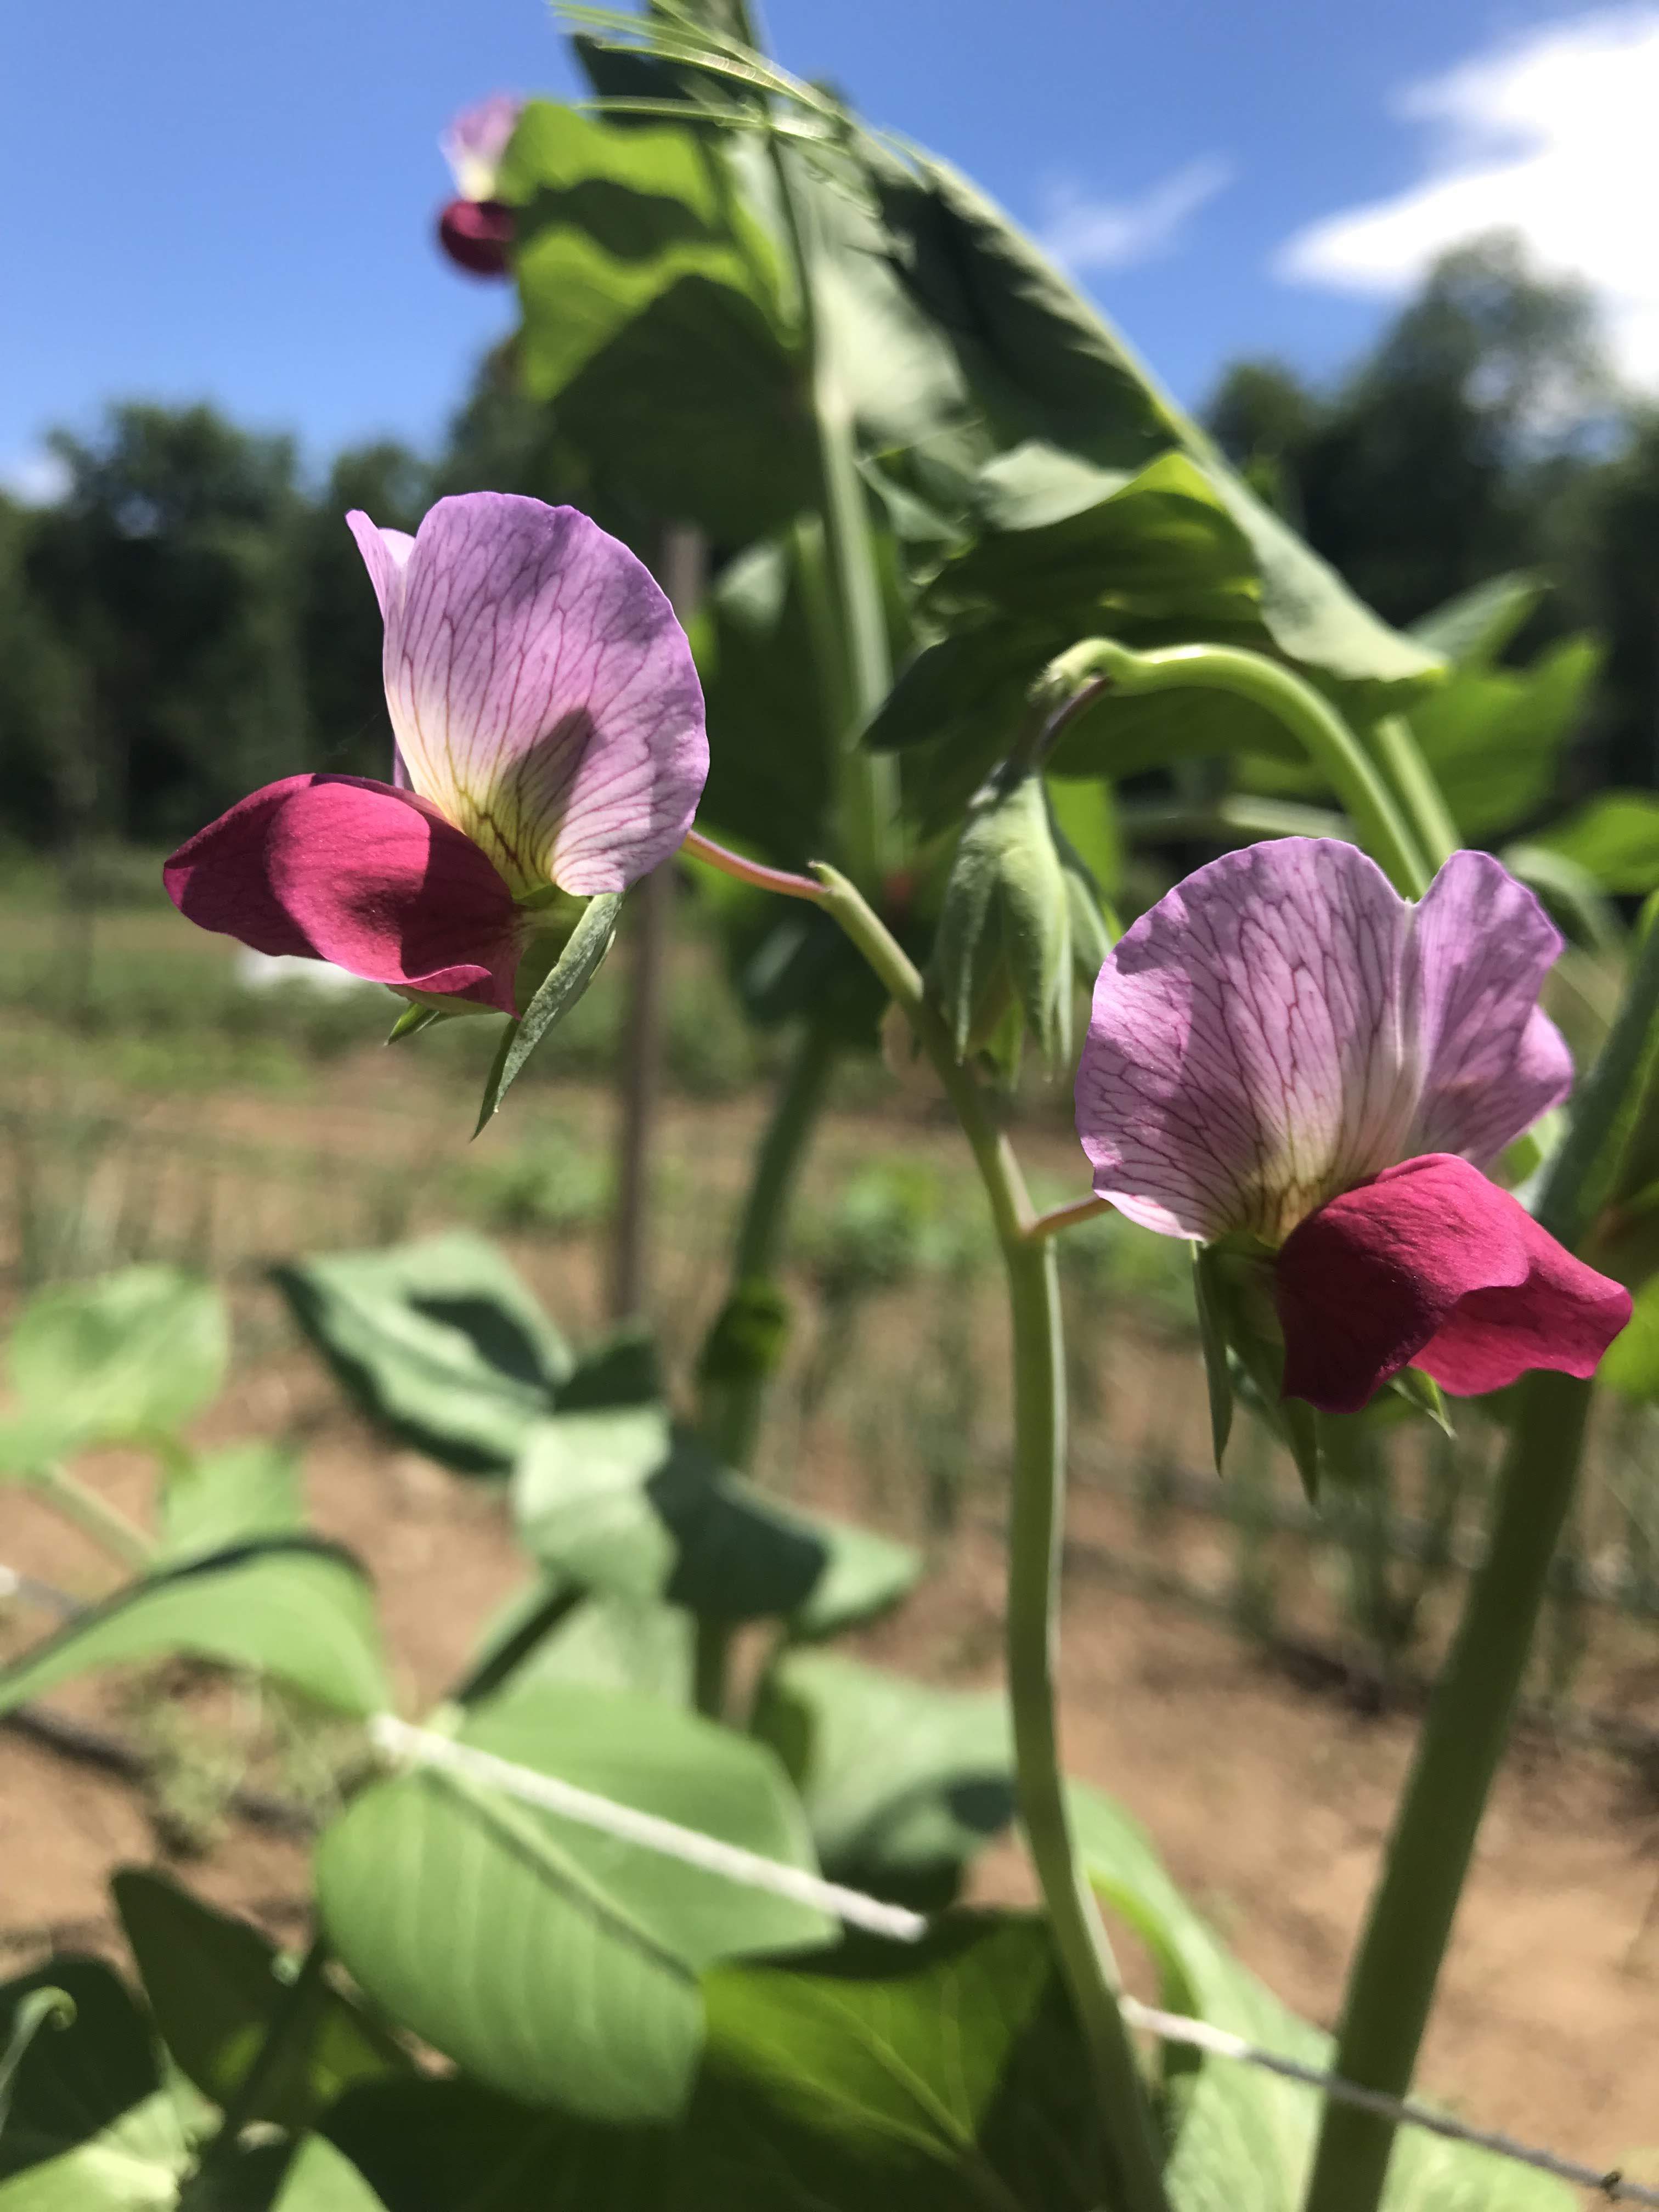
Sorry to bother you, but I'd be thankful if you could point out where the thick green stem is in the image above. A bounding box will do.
[771,141,900,888]
[1301,1370,1592,2212]
[1053,641,1429,897]
[29,1462,153,1573]
[195,1933,330,2171]
[812,864,1168,2212]
[1370,714,1460,872]
[692,1616,733,1722]
[699,1015,840,1475]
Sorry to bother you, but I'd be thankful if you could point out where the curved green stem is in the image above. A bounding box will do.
[29,1462,153,1574]
[814,864,1169,2212]
[1370,714,1460,872]
[1051,641,1429,897]
[1301,1370,1592,2212]
[194,1933,330,2176]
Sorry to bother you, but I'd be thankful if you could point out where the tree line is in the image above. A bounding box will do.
[2,232,1655,854]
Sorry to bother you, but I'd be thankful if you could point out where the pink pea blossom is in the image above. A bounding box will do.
[436,94,523,279]
[165,493,707,1015]
[1075,838,1630,1413]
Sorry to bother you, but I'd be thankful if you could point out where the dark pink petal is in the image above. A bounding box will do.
[349,492,708,898]
[1276,1154,1630,1413]
[1075,839,1419,1243]
[437,199,514,279]
[162,776,524,1012]
[1407,850,1573,1164]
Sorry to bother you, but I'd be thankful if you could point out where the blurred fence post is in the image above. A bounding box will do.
[610,523,705,1323]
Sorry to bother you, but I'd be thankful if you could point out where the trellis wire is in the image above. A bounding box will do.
[377,1714,1658,2208]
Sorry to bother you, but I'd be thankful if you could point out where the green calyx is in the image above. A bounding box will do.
[928,769,1081,1080]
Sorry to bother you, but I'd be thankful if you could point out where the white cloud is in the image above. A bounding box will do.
[1277,8,1659,383]
[1039,157,1233,275]
[0,449,69,507]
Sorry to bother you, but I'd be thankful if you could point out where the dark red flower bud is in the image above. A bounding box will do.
[437,199,514,279]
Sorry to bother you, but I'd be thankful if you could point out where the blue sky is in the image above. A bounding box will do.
[6,0,1657,496]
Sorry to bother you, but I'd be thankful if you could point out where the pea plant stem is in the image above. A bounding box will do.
[1301,1370,1592,2212]
[1051,641,1430,898]
[193,1933,331,2176]
[810,862,1170,2212]
[1369,713,1461,872]
[1304,920,1659,2212]
[29,1462,153,1574]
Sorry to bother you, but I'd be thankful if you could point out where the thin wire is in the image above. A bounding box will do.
[371,1716,1656,2206]
[1117,1997,1656,2207]
[369,1716,928,1944]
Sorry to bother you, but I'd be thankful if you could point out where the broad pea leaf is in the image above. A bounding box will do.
[478,1584,695,1703]
[157,1444,303,1566]
[1071,1784,1571,2210]
[0,1269,228,1466]
[1408,572,1547,669]
[272,1235,572,1476]
[111,1874,408,2131]
[514,1407,918,1633]
[1401,636,1600,841]
[314,1681,829,2120]
[498,102,786,396]
[753,1652,1014,1908]
[868,154,1438,695]
[690,537,834,868]
[320,1918,1106,2210]
[1527,791,1659,894]
[0,1539,388,1720]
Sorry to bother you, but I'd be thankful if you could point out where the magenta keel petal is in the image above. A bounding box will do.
[162,775,525,1012]
[1275,1154,1630,1413]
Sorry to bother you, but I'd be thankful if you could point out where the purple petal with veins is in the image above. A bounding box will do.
[1406,848,1572,1164]
[349,493,708,899]
[1076,839,1420,1243]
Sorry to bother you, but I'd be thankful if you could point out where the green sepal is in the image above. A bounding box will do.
[386,1003,442,1045]
[1190,1244,1235,1474]
[1054,819,1119,986]
[1387,1365,1453,1436]
[928,769,1072,1074]
[474,891,625,1133]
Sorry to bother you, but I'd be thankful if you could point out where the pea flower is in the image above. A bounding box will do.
[436,94,522,278]
[163,493,707,1015]
[1075,838,1630,1414]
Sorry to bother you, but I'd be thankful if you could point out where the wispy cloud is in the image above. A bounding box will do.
[1276,8,1659,383]
[1,449,69,507]
[1039,157,1233,275]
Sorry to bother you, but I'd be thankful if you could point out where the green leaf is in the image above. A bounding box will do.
[0,1995,74,2137]
[695,1914,1107,2209]
[0,1958,176,2194]
[1070,1784,1572,2210]
[1403,636,1600,841]
[5,1269,228,1458]
[1527,791,1659,894]
[157,1444,303,1567]
[490,1587,695,1703]
[315,1681,829,2119]
[0,2095,189,2211]
[0,1540,389,1720]
[499,102,786,400]
[785,1517,921,1643]
[112,1874,407,2131]
[321,1919,1108,2209]
[512,1408,824,1622]
[753,1652,1013,1908]
[1408,572,1546,669]
[1598,1272,1659,1400]
[474,894,625,1131]
[272,1235,572,1477]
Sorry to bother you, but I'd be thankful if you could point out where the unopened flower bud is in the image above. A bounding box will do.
[438,198,514,278]
[929,770,1073,1077]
